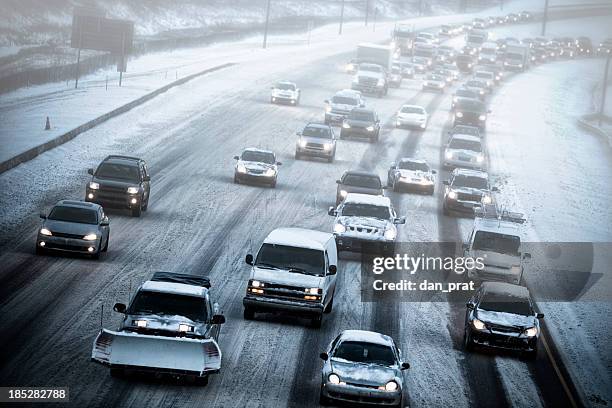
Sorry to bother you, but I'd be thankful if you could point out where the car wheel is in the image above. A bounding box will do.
[524,343,538,360]
[270,178,277,188]
[91,248,101,260]
[103,236,109,252]
[339,130,345,139]
[131,205,142,217]
[295,152,301,160]
[393,182,399,192]
[195,375,209,386]
[319,385,332,406]
[428,186,435,195]
[243,307,255,320]
[110,368,125,378]
[234,174,240,184]
[323,296,334,313]
[443,203,450,216]
[311,314,322,328]
[35,245,44,256]
[142,196,148,211]
[327,155,334,163]
[463,327,474,351]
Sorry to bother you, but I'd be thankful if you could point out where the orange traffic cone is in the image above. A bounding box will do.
[45,116,51,130]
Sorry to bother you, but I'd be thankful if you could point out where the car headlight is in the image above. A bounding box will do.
[305,288,322,295]
[328,373,341,385]
[476,155,484,163]
[472,318,486,330]
[127,186,139,194]
[518,64,523,68]
[456,112,464,118]
[325,106,332,113]
[299,139,307,148]
[352,76,359,83]
[384,228,397,241]
[482,195,492,204]
[339,190,348,198]
[134,319,147,328]
[479,90,485,95]
[366,126,375,132]
[323,143,332,151]
[511,265,521,275]
[384,381,398,392]
[265,168,276,177]
[83,233,98,241]
[250,280,264,288]
[447,190,457,199]
[178,324,194,332]
[342,122,351,129]
[445,151,453,159]
[237,163,247,173]
[39,228,52,236]
[468,63,473,68]
[453,97,458,102]
[346,63,354,71]
[377,78,384,86]
[524,327,538,337]
[333,223,346,234]
[89,182,100,190]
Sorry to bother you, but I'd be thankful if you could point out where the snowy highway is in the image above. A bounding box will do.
[0,5,611,408]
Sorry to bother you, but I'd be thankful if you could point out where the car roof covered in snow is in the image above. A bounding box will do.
[242,147,275,155]
[344,193,390,207]
[263,227,332,250]
[481,282,530,300]
[55,200,101,210]
[449,134,482,143]
[140,280,207,298]
[399,157,427,164]
[452,168,489,178]
[335,89,362,97]
[338,330,395,347]
[274,81,296,86]
[474,217,522,236]
[304,122,331,130]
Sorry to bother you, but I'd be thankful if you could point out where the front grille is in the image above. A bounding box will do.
[345,382,380,390]
[51,231,83,239]
[256,283,312,301]
[331,108,350,115]
[347,226,379,234]
[44,243,90,251]
[328,391,395,404]
[457,192,481,202]
[99,184,127,194]
[487,324,521,334]
[359,77,378,86]
[248,169,264,175]
[306,143,324,150]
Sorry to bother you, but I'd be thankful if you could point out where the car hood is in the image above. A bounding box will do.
[398,169,432,179]
[339,186,382,196]
[449,186,486,196]
[239,160,275,171]
[331,103,358,111]
[251,266,324,288]
[476,309,536,329]
[473,250,520,268]
[345,119,374,127]
[272,88,297,95]
[43,219,98,235]
[337,216,390,230]
[92,177,136,189]
[300,136,333,144]
[330,359,397,386]
[125,314,206,336]
[446,148,480,157]
[397,113,425,120]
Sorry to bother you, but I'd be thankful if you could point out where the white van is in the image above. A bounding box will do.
[243,228,338,328]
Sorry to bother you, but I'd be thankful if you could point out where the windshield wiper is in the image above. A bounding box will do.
[256,262,281,270]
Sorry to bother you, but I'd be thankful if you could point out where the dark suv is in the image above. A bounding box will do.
[340,108,381,142]
[86,155,151,217]
[336,170,384,205]
[453,99,490,130]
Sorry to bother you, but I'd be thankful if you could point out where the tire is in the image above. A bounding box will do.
[443,204,450,216]
[311,314,322,328]
[463,327,474,351]
[524,343,538,360]
[339,130,345,139]
[110,368,124,378]
[142,196,148,211]
[195,375,209,386]
[295,152,301,160]
[428,186,435,195]
[243,307,255,320]
[327,155,334,163]
[234,175,240,184]
[131,205,142,217]
[392,182,398,192]
[319,386,332,406]
[323,296,334,314]
[91,248,101,260]
[270,179,277,188]
[102,236,109,252]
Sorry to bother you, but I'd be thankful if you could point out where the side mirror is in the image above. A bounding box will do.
[100,217,110,226]
[390,162,396,169]
[328,206,337,216]
[488,109,492,113]
[462,243,469,250]
[319,352,329,360]
[211,314,226,325]
[432,170,437,174]
[401,362,410,370]
[113,303,127,314]
[466,302,475,310]
[276,162,282,166]
[143,175,151,182]
[336,179,342,184]
[536,313,544,319]
[443,180,449,185]
[523,252,532,259]
[491,186,499,192]
[324,99,330,104]
[39,212,47,219]
[245,254,254,265]
[296,131,302,136]
[233,155,240,160]
[394,216,406,225]
[328,265,337,275]
[87,168,94,175]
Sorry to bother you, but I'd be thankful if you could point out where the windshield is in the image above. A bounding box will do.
[332,96,358,105]
[449,138,482,152]
[468,35,485,44]
[475,72,493,79]
[466,80,485,88]
[413,57,428,64]
[479,293,532,316]
[452,126,480,136]
[48,206,98,225]
[275,83,295,91]
[96,163,140,181]
[452,175,487,189]
[360,64,382,73]
[343,174,381,188]
[341,203,390,220]
[241,150,275,164]
[302,126,331,139]
[473,231,521,255]
[456,100,486,112]
[333,341,396,366]
[414,49,435,58]
[255,243,325,276]
[427,75,444,81]
[129,291,207,322]
[456,89,477,98]
[400,106,424,114]
[349,111,375,121]
[399,161,429,171]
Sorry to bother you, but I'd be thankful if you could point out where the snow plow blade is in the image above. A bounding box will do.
[91,329,221,376]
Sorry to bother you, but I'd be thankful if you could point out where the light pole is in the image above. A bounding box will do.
[365,0,370,26]
[599,53,610,126]
[541,0,549,36]
[263,0,271,49]
[339,0,345,35]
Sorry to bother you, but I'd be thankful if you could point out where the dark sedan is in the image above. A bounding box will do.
[453,99,490,130]
[37,200,110,259]
[340,108,381,142]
